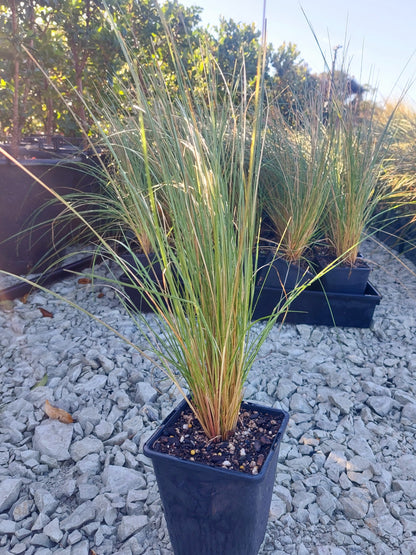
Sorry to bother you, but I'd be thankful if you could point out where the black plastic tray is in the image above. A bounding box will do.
[253,281,382,328]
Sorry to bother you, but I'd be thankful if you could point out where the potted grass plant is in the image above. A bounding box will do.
[253,96,338,323]
[258,97,332,292]
[373,103,416,264]
[0,9,316,554]
[3,5,384,551]
[89,26,299,553]
[316,90,403,294]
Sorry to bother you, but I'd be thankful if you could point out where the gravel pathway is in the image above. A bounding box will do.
[1,239,416,555]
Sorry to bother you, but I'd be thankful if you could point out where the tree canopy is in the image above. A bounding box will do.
[0,0,364,144]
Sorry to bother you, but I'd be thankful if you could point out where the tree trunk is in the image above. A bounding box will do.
[44,78,54,142]
[10,0,20,159]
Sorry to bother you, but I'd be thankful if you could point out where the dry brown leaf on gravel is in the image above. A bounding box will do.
[44,400,74,423]
[39,307,53,318]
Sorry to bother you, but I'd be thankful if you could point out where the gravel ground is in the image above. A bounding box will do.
[1,239,416,555]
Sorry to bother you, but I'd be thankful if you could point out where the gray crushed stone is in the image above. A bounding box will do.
[1,239,416,554]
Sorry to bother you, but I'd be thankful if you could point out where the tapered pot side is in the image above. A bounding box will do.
[144,399,289,555]
[317,260,371,295]
[256,254,315,291]
[375,218,416,267]
[119,253,165,313]
[0,157,99,274]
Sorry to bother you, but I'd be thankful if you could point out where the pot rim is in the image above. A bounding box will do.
[143,398,289,482]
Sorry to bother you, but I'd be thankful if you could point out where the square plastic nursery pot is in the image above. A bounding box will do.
[317,262,371,295]
[119,253,166,313]
[252,281,381,328]
[143,398,289,555]
[0,156,99,274]
[376,220,416,267]
[256,253,314,290]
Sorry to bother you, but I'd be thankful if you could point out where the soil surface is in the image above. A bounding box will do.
[152,403,286,475]
[312,244,370,269]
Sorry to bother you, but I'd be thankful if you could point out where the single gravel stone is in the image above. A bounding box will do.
[76,407,102,429]
[392,479,416,499]
[70,437,103,462]
[324,451,346,482]
[12,499,32,521]
[289,393,313,413]
[135,382,157,404]
[317,490,338,516]
[60,501,96,531]
[68,529,83,545]
[117,514,148,541]
[362,382,391,397]
[78,484,99,501]
[33,420,73,461]
[348,438,375,460]
[274,485,292,511]
[76,453,101,475]
[0,478,22,512]
[32,512,51,531]
[276,378,297,400]
[347,455,372,472]
[74,374,107,393]
[97,354,115,373]
[366,396,394,417]
[365,514,404,538]
[95,420,114,440]
[292,491,316,510]
[43,518,63,543]
[328,392,353,414]
[402,517,416,534]
[70,540,90,555]
[30,532,52,547]
[102,465,146,495]
[340,494,369,519]
[9,542,27,554]
[315,547,346,555]
[31,488,59,516]
[396,454,416,479]
[401,403,416,423]
[0,519,17,534]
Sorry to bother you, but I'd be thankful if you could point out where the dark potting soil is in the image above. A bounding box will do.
[152,404,285,475]
[312,244,369,269]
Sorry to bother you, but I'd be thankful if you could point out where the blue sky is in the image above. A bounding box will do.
[180,0,416,105]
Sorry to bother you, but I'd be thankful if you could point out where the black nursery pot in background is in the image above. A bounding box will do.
[119,253,164,313]
[0,154,99,274]
[144,399,289,555]
[256,253,314,291]
[317,258,371,295]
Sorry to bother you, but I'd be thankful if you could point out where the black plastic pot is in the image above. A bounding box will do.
[0,254,98,302]
[119,253,165,313]
[143,398,289,555]
[375,219,416,267]
[256,253,314,290]
[0,154,99,274]
[253,280,381,328]
[317,261,371,295]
